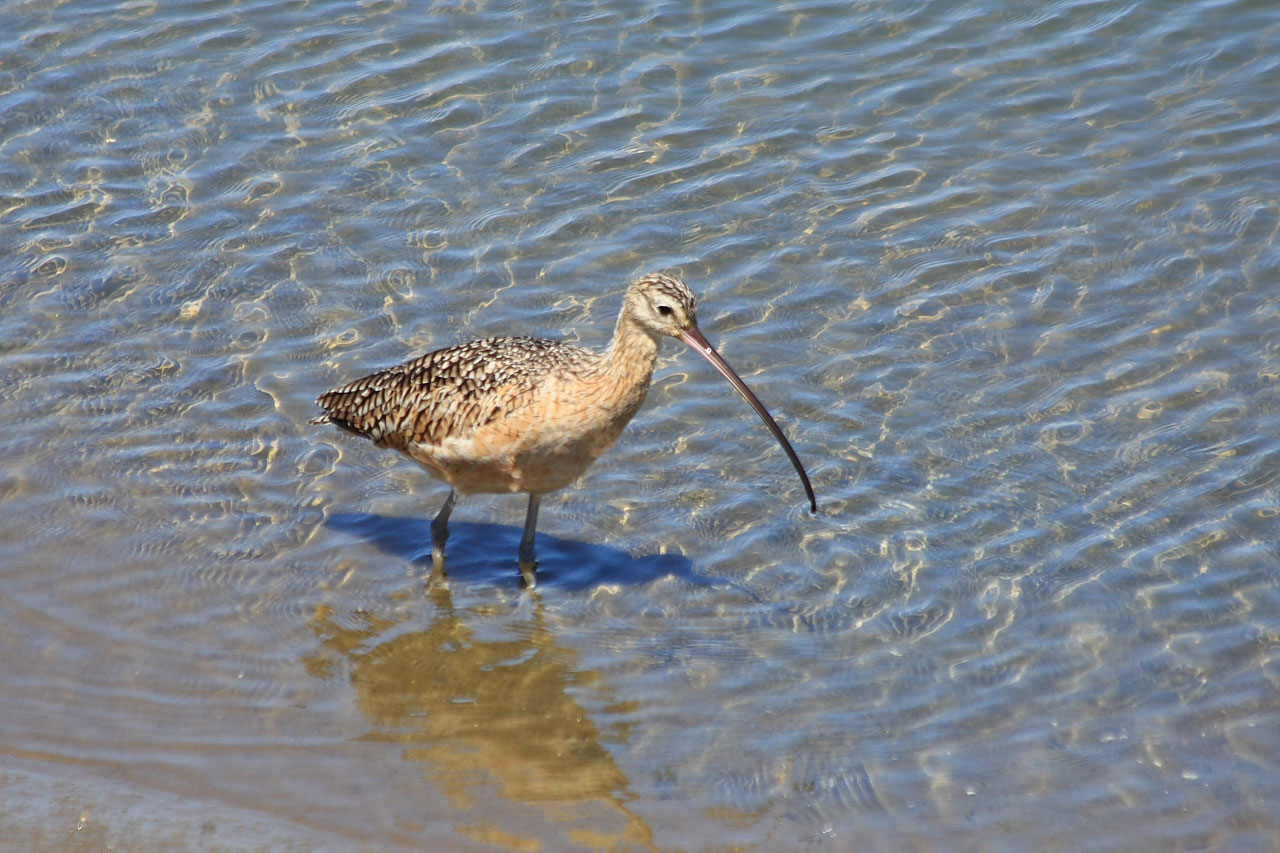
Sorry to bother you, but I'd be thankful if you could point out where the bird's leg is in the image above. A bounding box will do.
[518,492,541,588]
[430,489,457,572]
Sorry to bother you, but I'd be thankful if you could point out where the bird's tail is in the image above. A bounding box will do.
[308,413,331,425]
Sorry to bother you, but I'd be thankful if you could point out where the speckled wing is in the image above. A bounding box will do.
[311,336,578,451]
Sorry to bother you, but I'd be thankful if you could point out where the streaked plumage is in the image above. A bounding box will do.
[312,273,815,584]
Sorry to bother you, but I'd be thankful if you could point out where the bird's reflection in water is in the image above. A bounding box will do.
[304,523,676,849]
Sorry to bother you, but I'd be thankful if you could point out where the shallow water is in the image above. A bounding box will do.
[3,0,1279,848]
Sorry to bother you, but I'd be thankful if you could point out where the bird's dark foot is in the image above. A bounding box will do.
[426,560,448,590]
[518,559,537,590]
[429,490,455,575]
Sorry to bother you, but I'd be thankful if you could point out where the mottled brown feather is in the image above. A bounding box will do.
[312,335,598,452]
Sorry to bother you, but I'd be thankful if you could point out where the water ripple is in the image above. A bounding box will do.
[2,0,1280,846]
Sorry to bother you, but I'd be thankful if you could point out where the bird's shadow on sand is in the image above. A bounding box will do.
[325,513,697,591]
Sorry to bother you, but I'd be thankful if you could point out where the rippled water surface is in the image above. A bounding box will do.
[3,0,1279,848]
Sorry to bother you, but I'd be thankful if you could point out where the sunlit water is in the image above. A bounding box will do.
[2,0,1279,848]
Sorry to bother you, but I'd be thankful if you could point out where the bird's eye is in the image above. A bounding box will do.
[657,305,674,317]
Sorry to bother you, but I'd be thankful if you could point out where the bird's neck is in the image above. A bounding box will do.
[597,312,662,392]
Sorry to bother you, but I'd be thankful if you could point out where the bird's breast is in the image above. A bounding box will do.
[408,367,652,495]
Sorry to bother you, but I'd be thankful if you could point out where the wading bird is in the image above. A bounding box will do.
[311,273,815,584]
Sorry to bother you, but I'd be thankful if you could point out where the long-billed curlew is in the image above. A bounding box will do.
[311,272,816,583]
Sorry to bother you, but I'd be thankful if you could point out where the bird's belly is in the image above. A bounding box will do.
[408,395,638,495]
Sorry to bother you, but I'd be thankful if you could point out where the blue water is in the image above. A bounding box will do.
[2,0,1278,848]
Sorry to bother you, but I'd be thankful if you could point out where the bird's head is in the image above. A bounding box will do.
[626,272,699,338]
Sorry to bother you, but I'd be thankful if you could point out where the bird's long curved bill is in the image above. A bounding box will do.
[679,326,818,513]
